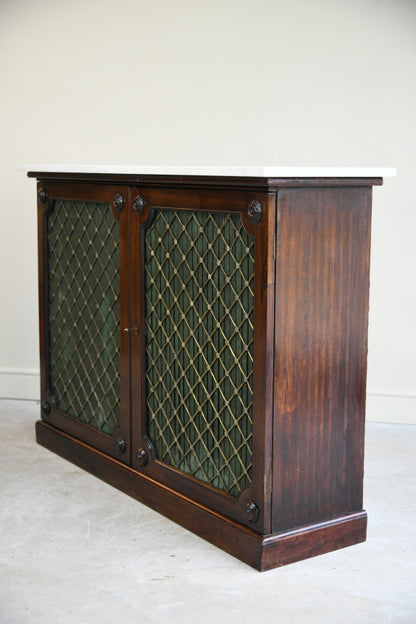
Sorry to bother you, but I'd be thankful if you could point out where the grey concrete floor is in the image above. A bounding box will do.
[0,399,415,624]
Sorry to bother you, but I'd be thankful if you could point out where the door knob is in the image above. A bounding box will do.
[115,436,127,454]
[123,323,139,335]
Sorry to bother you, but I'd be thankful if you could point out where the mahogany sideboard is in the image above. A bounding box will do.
[28,166,393,571]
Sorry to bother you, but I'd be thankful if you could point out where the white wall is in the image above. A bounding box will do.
[0,0,415,421]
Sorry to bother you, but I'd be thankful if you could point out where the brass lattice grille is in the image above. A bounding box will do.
[47,200,120,434]
[144,209,255,497]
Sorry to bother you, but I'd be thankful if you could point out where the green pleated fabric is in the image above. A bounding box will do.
[47,200,120,434]
[144,209,255,497]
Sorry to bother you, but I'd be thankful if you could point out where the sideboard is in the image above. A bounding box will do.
[28,165,394,570]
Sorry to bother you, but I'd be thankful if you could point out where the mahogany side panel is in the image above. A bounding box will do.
[273,186,372,532]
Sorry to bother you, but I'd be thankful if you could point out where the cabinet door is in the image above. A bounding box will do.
[37,182,131,463]
[130,186,276,532]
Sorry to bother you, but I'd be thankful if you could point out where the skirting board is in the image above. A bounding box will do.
[0,369,40,401]
[366,393,416,425]
[1,371,415,425]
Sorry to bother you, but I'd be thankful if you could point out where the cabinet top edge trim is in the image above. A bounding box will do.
[26,171,387,189]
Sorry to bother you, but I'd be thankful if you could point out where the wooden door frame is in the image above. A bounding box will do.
[37,180,131,463]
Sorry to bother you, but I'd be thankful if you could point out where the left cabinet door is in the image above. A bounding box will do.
[37,182,131,463]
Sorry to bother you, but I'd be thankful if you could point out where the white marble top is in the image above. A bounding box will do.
[22,165,396,177]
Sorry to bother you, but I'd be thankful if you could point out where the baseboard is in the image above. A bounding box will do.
[366,392,416,425]
[0,368,40,400]
[1,369,414,425]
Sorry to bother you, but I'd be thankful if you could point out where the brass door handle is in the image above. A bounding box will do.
[123,324,139,336]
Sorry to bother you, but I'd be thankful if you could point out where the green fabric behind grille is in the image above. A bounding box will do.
[144,209,255,497]
[47,200,120,434]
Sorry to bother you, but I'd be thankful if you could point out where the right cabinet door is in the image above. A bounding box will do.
[129,185,276,533]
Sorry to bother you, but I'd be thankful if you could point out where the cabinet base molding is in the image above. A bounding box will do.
[36,420,367,571]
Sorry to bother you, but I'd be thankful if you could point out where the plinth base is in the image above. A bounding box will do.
[36,420,367,571]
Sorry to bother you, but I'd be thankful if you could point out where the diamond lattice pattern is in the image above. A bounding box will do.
[47,200,120,434]
[145,209,255,497]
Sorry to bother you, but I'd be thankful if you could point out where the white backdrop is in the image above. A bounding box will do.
[0,0,415,422]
